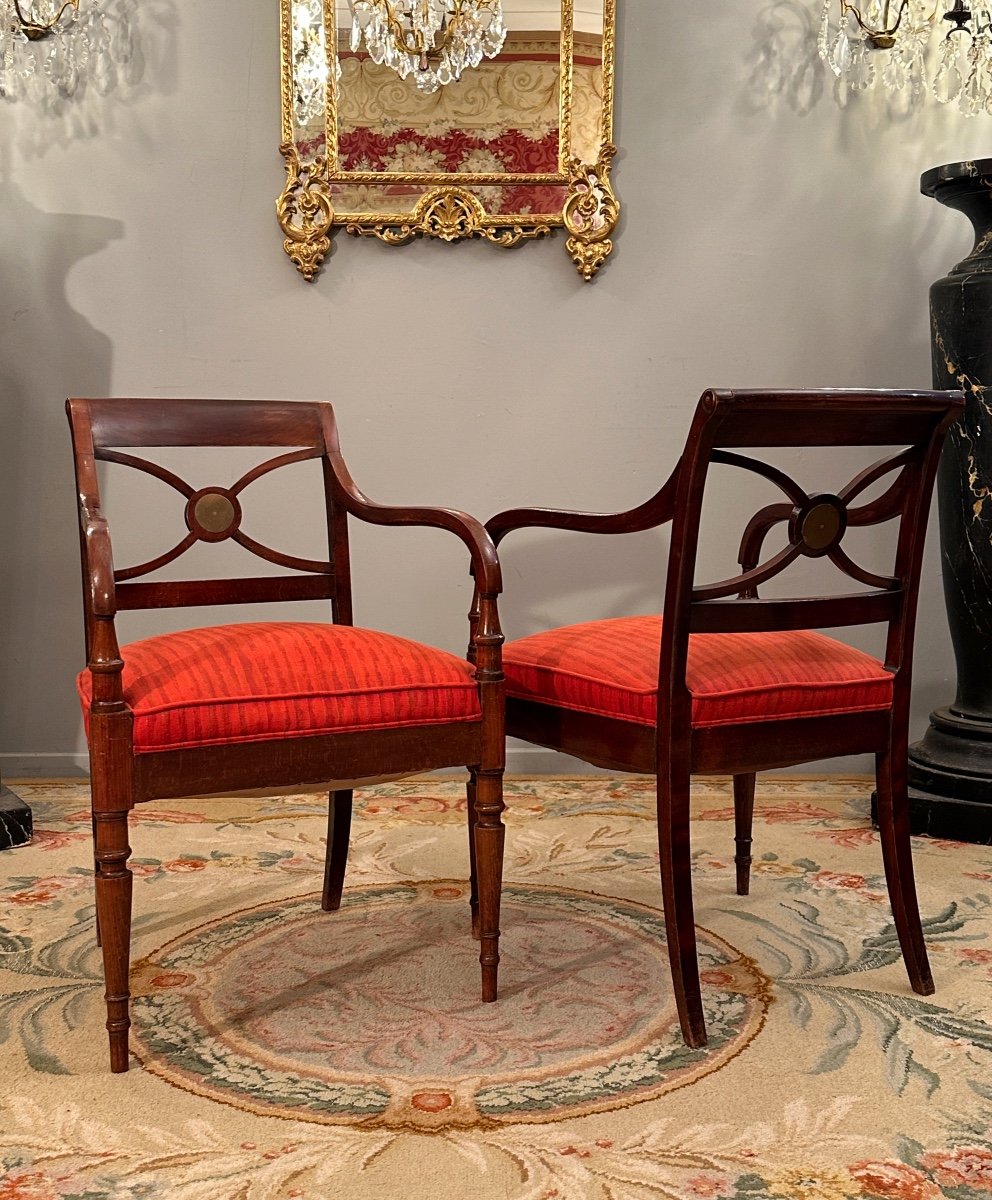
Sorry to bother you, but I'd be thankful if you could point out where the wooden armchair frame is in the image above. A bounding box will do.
[487,388,964,1049]
[68,397,506,1072]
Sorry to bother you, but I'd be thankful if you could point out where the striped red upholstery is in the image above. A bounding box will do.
[76,622,481,753]
[503,616,893,728]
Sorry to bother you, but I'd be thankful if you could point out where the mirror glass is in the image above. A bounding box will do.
[278,0,618,280]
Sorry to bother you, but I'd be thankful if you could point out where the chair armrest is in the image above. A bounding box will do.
[327,451,502,595]
[79,500,117,619]
[78,500,127,708]
[486,463,680,547]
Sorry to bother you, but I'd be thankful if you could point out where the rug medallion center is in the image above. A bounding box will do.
[131,882,769,1129]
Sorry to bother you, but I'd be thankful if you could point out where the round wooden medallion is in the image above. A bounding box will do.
[789,495,846,556]
[185,488,242,542]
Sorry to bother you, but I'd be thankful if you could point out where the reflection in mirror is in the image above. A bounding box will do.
[278,0,618,281]
[346,0,508,94]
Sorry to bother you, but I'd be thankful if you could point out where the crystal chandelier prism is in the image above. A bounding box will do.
[349,0,507,94]
[0,0,132,102]
[293,0,330,126]
[818,0,992,114]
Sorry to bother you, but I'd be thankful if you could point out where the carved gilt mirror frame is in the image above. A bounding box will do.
[277,0,618,281]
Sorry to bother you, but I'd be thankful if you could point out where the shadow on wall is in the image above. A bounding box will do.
[0,167,122,771]
[2,0,178,158]
[730,7,957,391]
[742,0,825,117]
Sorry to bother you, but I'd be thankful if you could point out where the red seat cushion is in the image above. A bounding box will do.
[503,616,893,729]
[77,622,481,753]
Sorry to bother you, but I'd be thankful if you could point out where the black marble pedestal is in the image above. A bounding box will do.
[903,161,992,843]
[0,779,32,849]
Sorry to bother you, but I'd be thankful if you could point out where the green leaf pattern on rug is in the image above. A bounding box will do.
[719,897,992,1097]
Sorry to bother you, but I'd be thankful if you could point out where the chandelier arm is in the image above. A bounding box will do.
[840,0,911,38]
[379,0,466,60]
[12,0,80,37]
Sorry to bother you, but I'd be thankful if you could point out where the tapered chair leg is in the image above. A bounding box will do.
[473,767,505,1002]
[876,743,935,995]
[657,767,707,1048]
[733,773,756,896]
[466,768,480,938]
[93,809,133,1073]
[322,789,353,912]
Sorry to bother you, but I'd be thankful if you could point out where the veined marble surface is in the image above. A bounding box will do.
[0,786,32,850]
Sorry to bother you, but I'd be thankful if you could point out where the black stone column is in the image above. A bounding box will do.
[0,775,32,849]
[905,161,992,843]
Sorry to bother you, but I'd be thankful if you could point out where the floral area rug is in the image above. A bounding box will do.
[1,776,992,1200]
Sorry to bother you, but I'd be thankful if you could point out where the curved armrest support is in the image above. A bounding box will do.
[80,500,118,620]
[327,452,502,595]
[78,501,126,709]
[486,463,680,547]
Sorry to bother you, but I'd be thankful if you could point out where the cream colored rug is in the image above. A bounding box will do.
[1,776,991,1199]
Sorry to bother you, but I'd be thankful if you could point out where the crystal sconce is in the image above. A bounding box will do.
[12,0,77,37]
[0,0,133,102]
[818,0,992,114]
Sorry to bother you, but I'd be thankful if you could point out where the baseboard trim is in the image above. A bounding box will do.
[1,753,90,778]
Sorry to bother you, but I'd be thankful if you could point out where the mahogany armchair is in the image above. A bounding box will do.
[67,397,505,1072]
[487,388,963,1050]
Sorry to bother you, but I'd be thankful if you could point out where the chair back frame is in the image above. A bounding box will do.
[487,388,963,778]
[67,396,505,800]
[658,389,964,770]
[68,398,355,659]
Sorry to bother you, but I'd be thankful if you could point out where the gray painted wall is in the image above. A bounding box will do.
[0,0,978,776]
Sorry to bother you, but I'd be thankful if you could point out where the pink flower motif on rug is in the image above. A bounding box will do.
[24,829,87,852]
[364,795,464,815]
[848,1159,942,1200]
[810,827,877,849]
[920,1146,992,1190]
[810,871,885,902]
[698,803,841,824]
[959,948,992,964]
[685,1174,734,1197]
[7,876,86,907]
[162,858,207,873]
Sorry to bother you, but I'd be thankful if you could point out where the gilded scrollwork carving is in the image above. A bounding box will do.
[277,145,335,281]
[418,187,487,241]
[345,187,552,248]
[277,0,619,280]
[485,224,553,248]
[563,144,619,281]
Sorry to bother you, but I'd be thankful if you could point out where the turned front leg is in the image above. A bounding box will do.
[473,766,505,1002]
[466,768,480,938]
[93,808,133,1072]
